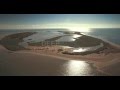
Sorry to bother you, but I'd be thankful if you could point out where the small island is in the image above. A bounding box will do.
[0,31,120,56]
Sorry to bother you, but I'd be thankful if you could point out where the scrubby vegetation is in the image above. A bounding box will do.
[58,49,63,52]
[0,32,35,51]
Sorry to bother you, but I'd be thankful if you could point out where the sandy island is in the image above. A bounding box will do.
[0,32,120,76]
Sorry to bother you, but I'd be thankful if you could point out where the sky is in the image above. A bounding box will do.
[0,14,120,30]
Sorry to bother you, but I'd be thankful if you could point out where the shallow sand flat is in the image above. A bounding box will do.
[1,45,106,76]
[25,45,120,62]
[0,35,6,40]
[18,45,120,75]
[0,44,120,76]
[29,50,120,66]
[102,62,120,76]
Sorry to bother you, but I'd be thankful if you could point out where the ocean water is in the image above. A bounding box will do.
[83,28,120,45]
[0,29,27,40]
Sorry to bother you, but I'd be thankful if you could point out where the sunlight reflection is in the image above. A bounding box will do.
[73,48,87,53]
[63,60,93,76]
[73,34,82,38]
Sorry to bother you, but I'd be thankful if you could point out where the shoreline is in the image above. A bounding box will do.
[1,44,119,76]
[15,44,120,68]
[0,42,120,75]
[0,45,108,76]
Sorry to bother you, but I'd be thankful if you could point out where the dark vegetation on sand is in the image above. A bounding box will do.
[0,32,36,51]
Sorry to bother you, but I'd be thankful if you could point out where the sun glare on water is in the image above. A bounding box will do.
[63,60,93,76]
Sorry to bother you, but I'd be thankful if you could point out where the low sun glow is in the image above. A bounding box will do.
[68,27,90,32]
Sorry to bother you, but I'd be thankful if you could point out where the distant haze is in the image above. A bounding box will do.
[0,14,120,30]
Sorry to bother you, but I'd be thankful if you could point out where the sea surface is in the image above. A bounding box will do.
[84,28,120,45]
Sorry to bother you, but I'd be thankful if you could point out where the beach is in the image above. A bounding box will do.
[1,44,120,76]
[18,45,120,70]
[0,45,107,76]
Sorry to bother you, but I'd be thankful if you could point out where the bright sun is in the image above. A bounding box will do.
[68,27,90,32]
